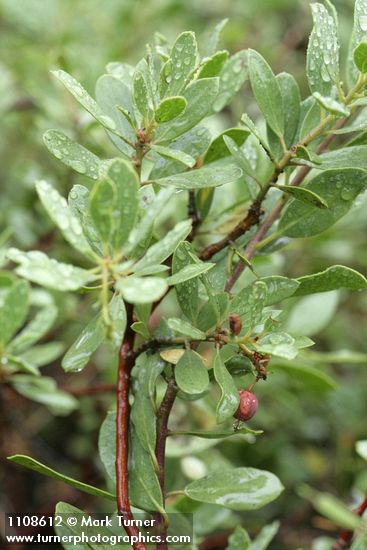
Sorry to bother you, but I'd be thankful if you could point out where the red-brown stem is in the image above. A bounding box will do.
[199,200,263,262]
[332,496,367,550]
[116,303,146,550]
[188,190,200,242]
[153,378,178,550]
[225,198,286,292]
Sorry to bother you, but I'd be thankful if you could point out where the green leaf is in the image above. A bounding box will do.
[213,350,239,424]
[150,126,211,180]
[165,31,198,96]
[273,362,337,392]
[68,185,104,257]
[154,96,187,123]
[231,281,268,331]
[129,425,165,513]
[279,169,367,238]
[0,273,29,346]
[248,49,284,138]
[36,180,95,259]
[294,265,367,296]
[43,130,100,180]
[126,187,175,258]
[98,411,116,483]
[6,354,39,376]
[156,78,219,141]
[267,73,301,158]
[98,412,163,513]
[54,502,89,550]
[18,342,64,368]
[197,50,229,79]
[172,242,200,323]
[256,332,314,360]
[175,350,210,395]
[167,262,214,285]
[299,486,362,531]
[90,159,139,251]
[167,318,206,340]
[351,534,367,550]
[276,72,301,148]
[206,18,228,56]
[313,92,350,117]
[226,526,250,550]
[260,276,299,305]
[108,293,127,349]
[134,219,192,269]
[51,70,118,133]
[133,70,149,118]
[117,276,168,304]
[204,128,249,164]
[306,3,339,95]
[153,161,242,189]
[9,304,57,354]
[184,467,284,510]
[131,362,157,457]
[132,352,165,404]
[348,1,367,85]
[318,145,367,170]
[54,502,117,550]
[197,293,229,332]
[356,440,367,461]
[62,313,105,372]
[223,136,257,179]
[249,521,280,550]
[11,375,78,415]
[171,427,262,439]
[7,248,95,291]
[150,144,195,167]
[276,184,328,209]
[241,113,269,150]
[107,159,140,249]
[286,291,339,337]
[95,74,135,156]
[8,454,114,500]
[213,50,248,112]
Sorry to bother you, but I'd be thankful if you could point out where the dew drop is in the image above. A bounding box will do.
[360,15,367,31]
[341,189,354,201]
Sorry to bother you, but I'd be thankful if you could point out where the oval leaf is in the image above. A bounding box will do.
[248,49,284,138]
[43,130,100,180]
[277,184,328,209]
[175,350,210,395]
[279,169,367,238]
[185,467,284,510]
[155,96,187,123]
[213,351,239,424]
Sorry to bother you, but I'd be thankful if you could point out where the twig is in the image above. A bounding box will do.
[188,190,200,242]
[132,335,216,359]
[332,496,367,550]
[153,378,178,550]
[116,303,146,550]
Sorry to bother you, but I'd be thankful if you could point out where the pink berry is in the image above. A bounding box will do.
[234,390,258,421]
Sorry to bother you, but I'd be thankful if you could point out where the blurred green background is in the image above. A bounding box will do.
[1,1,366,549]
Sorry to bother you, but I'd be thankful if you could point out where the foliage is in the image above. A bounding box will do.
[1,1,367,549]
